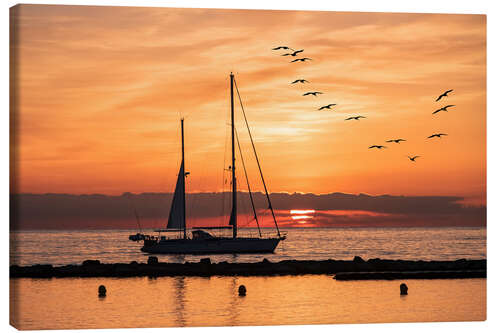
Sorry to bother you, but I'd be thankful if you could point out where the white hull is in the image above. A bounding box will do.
[141,237,282,254]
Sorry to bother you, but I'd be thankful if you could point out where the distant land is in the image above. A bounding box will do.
[10,192,485,230]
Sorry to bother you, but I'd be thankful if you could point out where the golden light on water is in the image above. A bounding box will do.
[10,276,486,329]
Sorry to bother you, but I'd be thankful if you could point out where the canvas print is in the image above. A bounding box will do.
[9,4,486,330]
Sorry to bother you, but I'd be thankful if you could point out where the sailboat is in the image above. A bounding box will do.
[139,73,285,254]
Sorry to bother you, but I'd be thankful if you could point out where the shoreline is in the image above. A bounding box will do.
[10,257,486,279]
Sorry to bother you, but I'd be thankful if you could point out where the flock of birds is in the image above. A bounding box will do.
[272,45,455,163]
[272,46,338,112]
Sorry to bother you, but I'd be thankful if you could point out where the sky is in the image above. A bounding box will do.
[10,5,486,206]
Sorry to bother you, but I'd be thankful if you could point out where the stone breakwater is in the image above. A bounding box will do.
[10,257,486,279]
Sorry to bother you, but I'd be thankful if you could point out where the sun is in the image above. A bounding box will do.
[290,209,315,215]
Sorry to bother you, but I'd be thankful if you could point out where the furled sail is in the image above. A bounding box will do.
[229,206,236,226]
[167,161,185,229]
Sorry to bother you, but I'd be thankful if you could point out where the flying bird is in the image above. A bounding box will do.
[291,58,312,63]
[345,116,366,121]
[272,46,293,50]
[432,105,456,114]
[318,104,337,110]
[369,145,387,149]
[291,79,309,84]
[281,49,304,57]
[436,89,453,102]
[386,139,406,143]
[427,133,448,139]
[408,155,420,162]
[303,91,323,96]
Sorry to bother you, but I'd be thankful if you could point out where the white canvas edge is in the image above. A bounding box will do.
[1,1,497,333]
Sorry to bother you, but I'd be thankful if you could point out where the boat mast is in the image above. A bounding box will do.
[230,73,237,238]
[181,118,187,239]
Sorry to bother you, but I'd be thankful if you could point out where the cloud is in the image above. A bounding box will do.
[10,191,485,229]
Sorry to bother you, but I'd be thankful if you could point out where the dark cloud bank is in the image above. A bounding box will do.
[10,192,485,230]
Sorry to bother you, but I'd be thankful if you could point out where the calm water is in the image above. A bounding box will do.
[10,227,486,266]
[10,276,486,329]
[10,227,487,329]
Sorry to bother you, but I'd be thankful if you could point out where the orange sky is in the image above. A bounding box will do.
[10,5,486,204]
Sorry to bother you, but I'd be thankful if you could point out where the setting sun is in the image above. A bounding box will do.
[290,210,316,215]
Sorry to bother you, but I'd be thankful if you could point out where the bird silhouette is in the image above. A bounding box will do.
[345,116,366,121]
[291,79,309,84]
[386,139,406,143]
[432,105,456,114]
[408,155,420,162]
[369,145,387,149]
[282,49,304,56]
[291,58,312,63]
[272,46,294,51]
[303,92,323,96]
[436,89,453,101]
[318,104,337,110]
[427,133,448,139]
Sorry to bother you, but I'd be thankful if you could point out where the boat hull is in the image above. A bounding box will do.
[141,237,282,254]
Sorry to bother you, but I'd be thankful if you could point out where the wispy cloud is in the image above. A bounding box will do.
[11,5,485,204]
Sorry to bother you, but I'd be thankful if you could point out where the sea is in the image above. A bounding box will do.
[10,227,486,266]
[9,227,487,329]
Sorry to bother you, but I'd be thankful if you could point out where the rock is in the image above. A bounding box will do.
[147,256,158,265]
[238,285,247,296]
[98,285,106,297]
[353,256,365,264]
[8,258,487,279]
[130,261,138,265]
[400,283,408,295]
[200,258,211,265]
[367,258,381,263]
[82,260,100,266]
[262,258,271,264]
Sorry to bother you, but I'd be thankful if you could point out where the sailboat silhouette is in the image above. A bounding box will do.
[140,73,285,254]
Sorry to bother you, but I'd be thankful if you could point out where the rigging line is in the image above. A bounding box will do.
[233,78,281,237]
[235,177,256,237]
[133,207,143,234]
[221,128,231,225]
[125,194,143,233]
[235,127,262,237]
[160,122,184,232]
[220,85,230,226]
[186,153,209,228]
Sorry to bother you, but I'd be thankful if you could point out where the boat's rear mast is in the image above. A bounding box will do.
[230,72,237,238]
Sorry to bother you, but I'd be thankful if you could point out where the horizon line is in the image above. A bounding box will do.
[11,190,470,199]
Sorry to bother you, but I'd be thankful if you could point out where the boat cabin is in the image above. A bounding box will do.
[192,230,215,240]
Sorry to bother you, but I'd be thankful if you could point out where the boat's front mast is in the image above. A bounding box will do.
[181,118,187,239]
[230,72,237,239]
